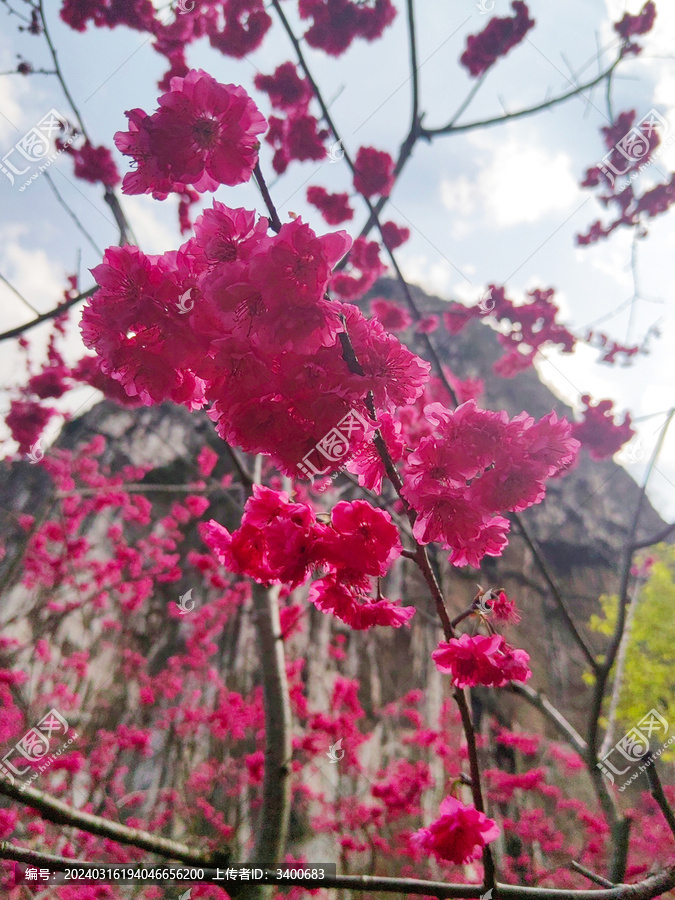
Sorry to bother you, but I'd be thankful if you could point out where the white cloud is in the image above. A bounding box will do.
[399,254,455,297]
[121,195,182,254]
[441,130,581,232]
[0,228,64,317]
[0,67,25,144]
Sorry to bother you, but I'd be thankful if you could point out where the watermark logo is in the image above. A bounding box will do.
[328,140,344,163]
[327,739,345,763]
[475,587,499,614]
[476,0,495,13]
[0,709,76,791]
[26,441,44,464]
[480,891,493,900]
[478,288,496,315]
[176,0,196,12]
[1,109,74,192]
[297,408,371,482]
[598,109,671,187]
[177,589,195,615]
[597,709,668,787]
[179,890,192,900]
[177,288,194,314]
[623,437,644,464]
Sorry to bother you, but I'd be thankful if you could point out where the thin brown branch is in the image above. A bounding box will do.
[588,410,675,767]
[406,0,420,127]
[570,861,615,888]
[0,288,96,343]
[644,756,675,839]
[336,313,494,887]
[253,161,283,233]
[250,583,292,865]
[422,60,621,137]
[632,522,675,551]
[508,683,587,756]
[0,781,228,865]
[0,272,39,316]
[44,173,103,256]
[510,513,598,672]
[271,0,459,408]
[38,0,135,246]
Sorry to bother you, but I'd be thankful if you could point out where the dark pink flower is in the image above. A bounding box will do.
[432,633,531,688]
[331,237,387,300]
[380,221,410,249]
[353,146,395,197]
[255,62,312,111]
[309,574,414,630]
[266,112,329,174]
[489,590,521,624]
[67,141,120,186]
[402,400,578,566]
[615,1,656,39]
[316,500,401,577]
[412,795,499,864]
[208,0,272,58]
[341,305,430,409]
[370,298,412,332]
[461,1,535,77]
[7,399,56,454]
[299,0,396,56]
[571,394,634,460]
[416,315,439,334]
[307,186,354,225]
[80,245,206,408]
[114,69,267,195]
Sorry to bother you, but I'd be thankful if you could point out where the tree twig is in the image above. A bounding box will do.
[510,513,598,672]
[0,287,96,343]
[644,755,675,839]
[0,781,228,865]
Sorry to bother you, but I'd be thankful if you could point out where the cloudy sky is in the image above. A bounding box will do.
[1,0,674,519]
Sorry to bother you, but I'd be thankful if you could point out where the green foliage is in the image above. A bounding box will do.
[589,544,675,759]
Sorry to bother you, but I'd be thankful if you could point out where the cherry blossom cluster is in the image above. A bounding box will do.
[432,633,531,689]
[255,62,330,175]
[443,286,577,378]
[570,395,635,461]
[460,1,535,77]
[205,487,413,629]
[114,69,267,195]
[80,218,427,476]
[578,104,671,245]
[401,400,579,567]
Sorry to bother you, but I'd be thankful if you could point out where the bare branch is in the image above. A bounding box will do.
[253,162,282,233]
[0,272,40,316]
[0,288,96,343]
[0,780,227,865]
[250,583,292,866]
[644,756,675,839]
[44,173,103,256]
[406,0,420,128]
[632,522,675,551]
[508,683,587,756]
[510,514,599,672]
[422,60,621,137]
[570,861,615,888]
[588,410,675,768]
